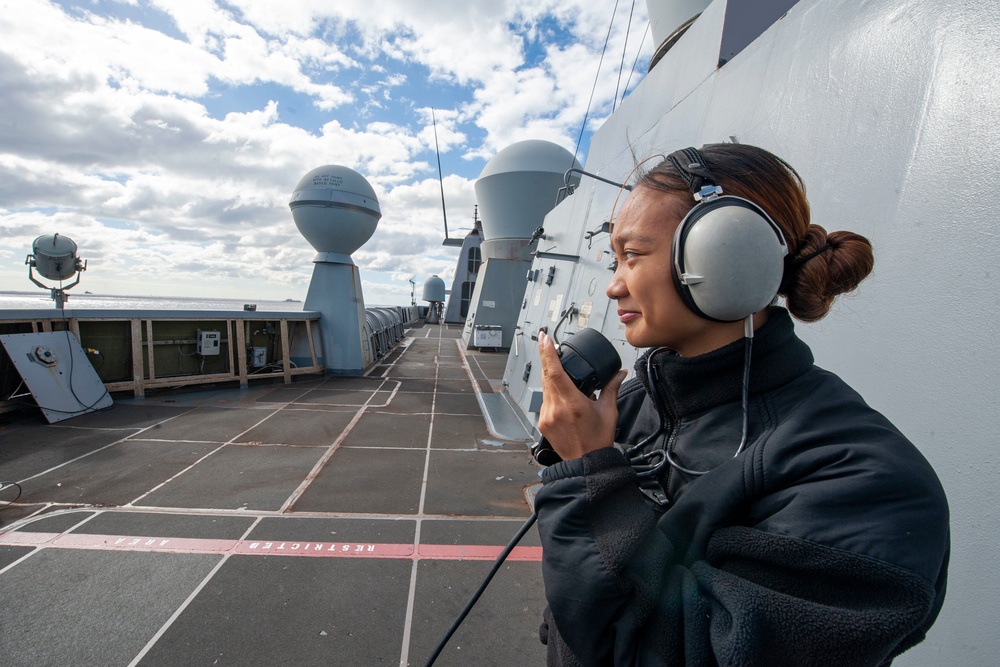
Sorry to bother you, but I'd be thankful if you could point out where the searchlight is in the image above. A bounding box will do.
[25,233,88,309]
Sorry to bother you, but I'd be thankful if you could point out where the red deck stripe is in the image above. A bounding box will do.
[0,531,543,562]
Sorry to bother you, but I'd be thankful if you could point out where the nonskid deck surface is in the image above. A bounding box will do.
[0,325,546,666]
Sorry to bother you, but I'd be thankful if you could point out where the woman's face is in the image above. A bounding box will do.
[607,185,744,356]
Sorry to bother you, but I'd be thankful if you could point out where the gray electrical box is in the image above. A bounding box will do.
[197,330,221,356]
[473,325,503,348]
[251,346,267,367]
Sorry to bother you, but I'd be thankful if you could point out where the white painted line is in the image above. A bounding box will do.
[125,516,264,667]
[15,409,199,485]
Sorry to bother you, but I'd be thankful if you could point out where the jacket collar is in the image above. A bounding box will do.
[634,307,814,418]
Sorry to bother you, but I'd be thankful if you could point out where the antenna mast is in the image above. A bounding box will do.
[432,109,463,247]
[433,108,449,237]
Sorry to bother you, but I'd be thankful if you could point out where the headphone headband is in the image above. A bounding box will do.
[667,147,716,195]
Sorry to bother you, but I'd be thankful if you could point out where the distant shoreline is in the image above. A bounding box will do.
[0,290,304,302]
[0,291,410,311]
[0,291,310,312]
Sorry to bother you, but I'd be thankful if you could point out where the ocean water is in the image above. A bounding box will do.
[0,291,307,312]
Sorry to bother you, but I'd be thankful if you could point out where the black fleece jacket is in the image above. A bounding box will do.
[535,308,949,666]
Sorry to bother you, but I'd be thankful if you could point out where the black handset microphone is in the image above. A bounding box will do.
[530,327,623,466]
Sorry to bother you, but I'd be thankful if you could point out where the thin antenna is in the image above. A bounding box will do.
[613,0,637,112]
[620,22,649,107]
[572,0,620,169]
[432,109,462,246]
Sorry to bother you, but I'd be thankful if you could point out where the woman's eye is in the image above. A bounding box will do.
[608,259,619,272]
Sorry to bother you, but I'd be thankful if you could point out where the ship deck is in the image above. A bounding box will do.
[0,323,548,666]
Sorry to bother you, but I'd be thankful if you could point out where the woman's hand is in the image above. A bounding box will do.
[536,330,628,461]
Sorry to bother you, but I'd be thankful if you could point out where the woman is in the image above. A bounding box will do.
[534,143,949,666]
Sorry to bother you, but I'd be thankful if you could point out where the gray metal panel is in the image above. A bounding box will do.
[461,258,532,350]
[502,188,632,418]
[0,331,113,423]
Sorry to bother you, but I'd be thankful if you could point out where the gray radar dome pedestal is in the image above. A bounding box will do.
[462,140,581,350]
[289,165,380,375]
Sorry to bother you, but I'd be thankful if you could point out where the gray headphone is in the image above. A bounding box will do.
[668,147,788,322]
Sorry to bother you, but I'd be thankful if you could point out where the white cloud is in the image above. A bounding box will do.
[0,0,651,305]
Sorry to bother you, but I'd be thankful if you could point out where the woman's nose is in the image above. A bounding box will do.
[606,271,624,300]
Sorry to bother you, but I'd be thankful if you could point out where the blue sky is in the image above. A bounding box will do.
[0,0,652,306]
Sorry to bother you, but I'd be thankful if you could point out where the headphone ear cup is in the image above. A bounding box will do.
[670,231,705,316]
[672,197,788,322]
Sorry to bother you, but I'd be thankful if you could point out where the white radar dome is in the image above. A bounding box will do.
[422,275,446,302]
[474,140,582,242]
[290,165,381,256]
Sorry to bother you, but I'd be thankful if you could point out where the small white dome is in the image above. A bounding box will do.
[422,275,446,302]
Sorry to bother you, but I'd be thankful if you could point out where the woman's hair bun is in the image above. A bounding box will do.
[782,226,874,322]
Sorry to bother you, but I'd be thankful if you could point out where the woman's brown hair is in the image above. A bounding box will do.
[635,143,874,322]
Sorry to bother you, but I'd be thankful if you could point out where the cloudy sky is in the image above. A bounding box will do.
[0,0,652,307]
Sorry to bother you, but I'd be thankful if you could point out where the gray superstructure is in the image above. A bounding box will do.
[484,1,1000,663]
